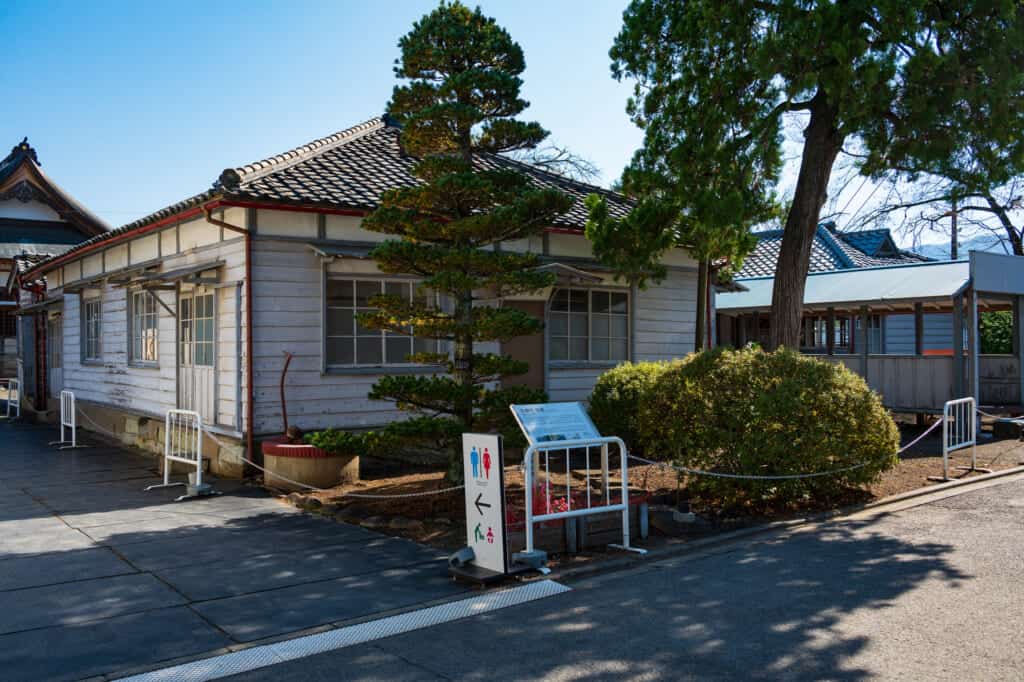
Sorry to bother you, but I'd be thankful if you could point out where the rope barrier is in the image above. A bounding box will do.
[627,417,944,482]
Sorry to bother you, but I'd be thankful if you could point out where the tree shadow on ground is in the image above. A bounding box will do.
[377,514,969,681]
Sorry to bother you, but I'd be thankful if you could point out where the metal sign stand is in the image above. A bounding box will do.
[449,433,534,585]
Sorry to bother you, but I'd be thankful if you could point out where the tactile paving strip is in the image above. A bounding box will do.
[118,579,571,681]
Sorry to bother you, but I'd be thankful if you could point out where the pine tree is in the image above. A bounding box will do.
[360,1,573,478]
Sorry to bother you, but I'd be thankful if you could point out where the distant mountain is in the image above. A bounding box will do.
[909,234,1011,260]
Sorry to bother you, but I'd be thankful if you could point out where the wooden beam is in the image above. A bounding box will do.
[953,294,964,397]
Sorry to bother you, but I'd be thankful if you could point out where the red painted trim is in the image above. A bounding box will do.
[261,436,333,458]
[21,202,222,279]
[219,200,367,218]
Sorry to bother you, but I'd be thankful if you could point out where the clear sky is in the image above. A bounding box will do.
[2,0,959,250]
[1,0,642,228]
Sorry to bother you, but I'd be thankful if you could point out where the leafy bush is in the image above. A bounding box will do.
[980,311,1013,354]
[638,347,899,511]
[589,361,676,454]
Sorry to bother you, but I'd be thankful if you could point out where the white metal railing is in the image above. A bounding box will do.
[50,390,78,448]
[930,396,991,482]
[523,436,645,555]
[3,378,19,419]
[146,409,204,499]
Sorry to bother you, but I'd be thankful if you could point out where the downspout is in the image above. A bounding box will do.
[202,205,255,469]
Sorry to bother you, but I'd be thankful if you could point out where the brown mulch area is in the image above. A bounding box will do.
[288,421,1024,559]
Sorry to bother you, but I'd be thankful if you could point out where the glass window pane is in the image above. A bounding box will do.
[326,308,354,335]
[610,315,628,338]
[356,281,379,307]
[550,337,568,360]
[548,313,567,336]
[386,336,412,364]
[570,313,588,336]
[611,339,628,361]
[592,291,610,314]
[414,336,436,356]
[550,289,569,312]
[592,315,609,337]
[385,281,407,299]
[569,338,588,361]
[592,338,609,361]
[355,308,377,336]
[357,337,383,364]
[326,337,353,365]
[611,293,628,313]
[570,289,588,311]
[326,279,352,304]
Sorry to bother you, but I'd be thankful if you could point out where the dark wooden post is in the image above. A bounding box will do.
[826,307,835,356]
[914,303,925,356]
[860,305,870,381]
[952,294,964,397]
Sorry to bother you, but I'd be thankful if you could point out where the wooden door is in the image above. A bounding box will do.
[500,300,546,392]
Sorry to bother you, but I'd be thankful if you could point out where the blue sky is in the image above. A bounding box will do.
[2,0,957,249]
[1,0,641,227]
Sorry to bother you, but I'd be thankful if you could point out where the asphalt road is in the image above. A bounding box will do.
[226,476,1024,681]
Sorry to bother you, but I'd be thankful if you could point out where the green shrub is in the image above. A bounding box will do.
[638,347,899,511]
[980,310,1013,354]
[589,361,676,454]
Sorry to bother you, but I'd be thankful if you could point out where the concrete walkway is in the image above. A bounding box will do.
[225,476,1024,681]
[0,421,467,681]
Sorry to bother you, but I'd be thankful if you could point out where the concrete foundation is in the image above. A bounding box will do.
[37,400,246,478]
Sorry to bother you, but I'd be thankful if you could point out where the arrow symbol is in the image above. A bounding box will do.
[474,493,492,516]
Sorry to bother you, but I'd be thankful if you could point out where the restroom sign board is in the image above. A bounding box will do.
[462,433,508,574]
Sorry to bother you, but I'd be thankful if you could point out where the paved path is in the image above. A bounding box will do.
[0,422,467,681]
[226,477,1024,681]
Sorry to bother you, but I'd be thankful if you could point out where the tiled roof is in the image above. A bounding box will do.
[217,117,631,227]
[736,224,929,278]
[0,138,108,237]
[28,117,633,274]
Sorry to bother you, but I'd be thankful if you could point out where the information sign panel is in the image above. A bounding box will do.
[462,433,507,573]
[510,402,601,445]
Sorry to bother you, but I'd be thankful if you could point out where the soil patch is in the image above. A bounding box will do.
[281,420,1024,567]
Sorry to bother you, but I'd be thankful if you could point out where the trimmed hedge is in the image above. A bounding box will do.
[589,361,676,455]
[637,347,899,511]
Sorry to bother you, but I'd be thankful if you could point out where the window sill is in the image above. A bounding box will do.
[128,362,160,370]
[81,359,104,366]
[323,365,444,377]
[549,361,621,370]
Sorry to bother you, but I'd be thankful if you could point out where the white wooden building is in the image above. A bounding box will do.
[15,117,701,474]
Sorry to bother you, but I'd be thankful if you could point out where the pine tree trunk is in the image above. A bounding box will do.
[694,259,710,352]
[453,290,474,429]
[768,90,845,350]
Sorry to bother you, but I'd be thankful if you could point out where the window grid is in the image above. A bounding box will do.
[325,278,437,367]
[130,291,159,364]
[83,300,101,361]
[549,288,629,363]
[180,293,215,367]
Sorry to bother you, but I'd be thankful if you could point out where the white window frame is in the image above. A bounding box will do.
[548,287,630,365]
[128,289,159,366]
[323,276,441,370]
[81,298,102,363]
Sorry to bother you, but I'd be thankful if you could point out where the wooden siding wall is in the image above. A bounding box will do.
[547,268,699,402]
[50,214,247,431]
[252,209,700,429]
[883,313,954,354]
[819,355,956,410]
